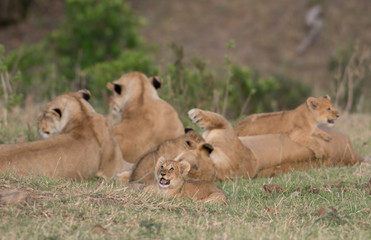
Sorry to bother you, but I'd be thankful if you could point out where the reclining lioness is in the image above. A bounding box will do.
[188,108,363,180]
[235,95,339,158]
[0,90,132,180]
[107,72,184,163]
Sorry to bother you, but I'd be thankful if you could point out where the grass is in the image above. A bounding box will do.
[1,109,370,239]
[1,165,370,240]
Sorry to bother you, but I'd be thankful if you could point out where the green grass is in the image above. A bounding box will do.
[1,164,370,240]
[1,111,370,239]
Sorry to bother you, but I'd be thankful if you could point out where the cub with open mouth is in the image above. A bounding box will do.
[145,157,227,204]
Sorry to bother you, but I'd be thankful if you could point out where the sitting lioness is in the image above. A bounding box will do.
[188,108,363,180]
[145,157,227,204]
[234,95,339,158]
[107,72,184,163]
[0,90,132,180]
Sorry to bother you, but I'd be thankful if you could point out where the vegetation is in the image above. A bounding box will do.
[1,0,315,120]
[1,163,370,239]
[0,1,370,239]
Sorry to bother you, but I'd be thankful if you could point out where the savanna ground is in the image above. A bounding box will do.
[1,107,370,240]
[0,0,370,239]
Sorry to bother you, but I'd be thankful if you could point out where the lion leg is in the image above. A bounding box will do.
[203,192,227,204]
[313,128,331,142]
[116,170,132,183]
[188,109,230,130]
[289,132,326,159]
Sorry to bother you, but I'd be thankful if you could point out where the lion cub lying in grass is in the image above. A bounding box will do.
[234,95,339,158]
[145,157,227,204]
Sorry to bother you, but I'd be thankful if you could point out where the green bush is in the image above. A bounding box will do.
[50,0,141,78]
[84,50,158,104]
[4,0,143,101]
[227,64,279,118]
[0,44,23,111]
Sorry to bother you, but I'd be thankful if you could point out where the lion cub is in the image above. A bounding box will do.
[234,95,340,159]
[145,157,227,204]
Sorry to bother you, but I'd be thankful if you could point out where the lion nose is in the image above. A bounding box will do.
[336,114,340,118]
[161,173,165,176]
[45,131,50,135]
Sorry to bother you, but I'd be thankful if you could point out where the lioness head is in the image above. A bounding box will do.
[155,157,191,189]
[306,95,339,126]
[38,90,93,138]
[175,142,216,181]
[106,72,162,116]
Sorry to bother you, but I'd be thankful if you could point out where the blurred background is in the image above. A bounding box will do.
[0,0,370,130]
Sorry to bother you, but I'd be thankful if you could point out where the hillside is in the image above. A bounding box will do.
[0,0,370,95]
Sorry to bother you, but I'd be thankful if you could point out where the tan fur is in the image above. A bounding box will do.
[145,158,227,204]
[241,125,363,177]
[188,109,259,180]
[188,108,363,180]
[0,90,133,180]
[107,72,184,163]
[234,95,340,158]
[129,130,216,184]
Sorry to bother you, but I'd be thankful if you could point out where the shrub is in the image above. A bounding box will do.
[84,50,158,105]
[50,0,142,78]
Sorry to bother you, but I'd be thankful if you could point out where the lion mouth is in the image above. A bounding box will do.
[327,119,335,124]
[159,178,170,186]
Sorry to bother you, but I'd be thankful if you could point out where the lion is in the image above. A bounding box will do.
[129,129,217,184]
[144,157,227,204]
[234,95,339,158]
[106,72,184,163]
[188,108,363,180]
[0,90,133,180]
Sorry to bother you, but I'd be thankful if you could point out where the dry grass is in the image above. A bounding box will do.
[1,165,370,240]
[0,107,370,239]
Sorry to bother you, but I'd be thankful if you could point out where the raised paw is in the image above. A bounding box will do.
[188,108,205,128]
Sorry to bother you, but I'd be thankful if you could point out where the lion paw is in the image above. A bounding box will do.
[321,134,332,142]
[188,109,205,127]
[313,148,326,159]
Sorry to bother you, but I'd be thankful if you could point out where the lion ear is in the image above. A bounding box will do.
[306,97,318,110]
[184,127,194,134]
[199,143,214,155]
[179,161,191,176]
[151,76,162,89]
[107,82,114,91]
[107,82,122,95]
[156,157,166,170]
[323,94,331,100]
[78,89,91,101]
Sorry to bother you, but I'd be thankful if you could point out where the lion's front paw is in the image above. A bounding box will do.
[188,108,204,125]
[313,147,326,159]
[320,133,332,142]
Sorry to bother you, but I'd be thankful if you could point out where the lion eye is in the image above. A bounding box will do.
[160,166,164,170]
[169,168,174,172]
[327,108,331,111]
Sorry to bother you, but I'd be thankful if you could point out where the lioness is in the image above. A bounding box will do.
[107,72,184,163]
[234,95,339,158]
[188,108,363,180]
[145,157,227,204]
[0,90,132,180]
